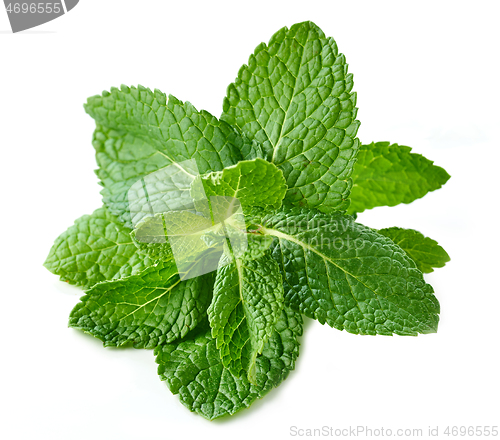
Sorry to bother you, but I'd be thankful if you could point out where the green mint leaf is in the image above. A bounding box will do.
[155,306,302,420]
[256,207,440,335]
[197,158,287,210]
[207,252,285,383]
[348,142,450,214]
[378,227,450,273]
[87,86,251,227]
[44,207,153,289]
[222,21,360,213]
[69,262,215,348]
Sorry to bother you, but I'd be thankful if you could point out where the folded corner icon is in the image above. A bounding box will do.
[4,0,79,33]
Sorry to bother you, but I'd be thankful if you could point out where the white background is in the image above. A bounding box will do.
[1,1,499,439]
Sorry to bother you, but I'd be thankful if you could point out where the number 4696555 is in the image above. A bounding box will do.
[5,3,62,14]
[444,426,499,437]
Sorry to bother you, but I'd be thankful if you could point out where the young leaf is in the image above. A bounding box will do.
[44,207,153,288]
[256,207,440,335]
[238,233,274,261]
[208,252,285,383]
[348,142,450,214]
[87,87,252,227]
[69,262,215,348]
[197,158,287,211]
[136,211,227,280]
[241,138,266,161]
[378,227,450,273]
[155,306,302,420]
[130,214,173,261]
[222,21,360,213]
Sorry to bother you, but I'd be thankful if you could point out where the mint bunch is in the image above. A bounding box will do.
[44,21,450,420]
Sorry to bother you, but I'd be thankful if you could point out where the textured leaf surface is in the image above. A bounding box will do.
[348,142,450,214]
[199,158,287,211]
[240,139,266,161]
[69,262,215,348]
[222,21,359,213]
[86,86,250,227]
[378,227,450,273]
[256,207,440,335]
[155,306,302,420]
[208,252,285,382]
[44,207,153,288]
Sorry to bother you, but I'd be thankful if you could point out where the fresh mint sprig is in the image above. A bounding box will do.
[44,21,450,420]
